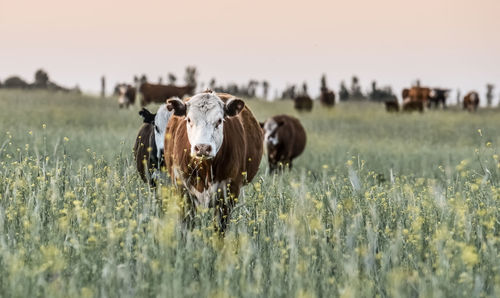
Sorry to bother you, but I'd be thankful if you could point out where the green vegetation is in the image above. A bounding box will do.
[0,90,499,297]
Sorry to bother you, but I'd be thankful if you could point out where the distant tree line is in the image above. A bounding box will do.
[0,69,80,93]
[208,78,270,99]
[339,76,395,102]
[280,75,396,102]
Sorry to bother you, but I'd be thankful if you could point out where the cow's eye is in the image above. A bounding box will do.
[155,126,160,133]
[215,119,222,128]
[187,118,191,124]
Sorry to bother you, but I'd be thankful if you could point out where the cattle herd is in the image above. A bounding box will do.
[133,90,307,233]
[391,86,480,113]
[289,85,483,113]
[128,80,491,233]
[118,80,487,113]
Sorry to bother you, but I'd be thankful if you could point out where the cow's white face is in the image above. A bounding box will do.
[166,91,245,159]
[263,118,279,146]
[154,104,172,162]
[185,93,225,158]
[118,86,128,104]
[470,92,477,101]
[429,89,436,98]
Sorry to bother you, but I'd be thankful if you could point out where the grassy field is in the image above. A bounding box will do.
[0,89,499,297]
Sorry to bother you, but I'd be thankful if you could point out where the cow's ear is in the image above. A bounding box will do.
[139,108,156,124]
[225,98,245,117]
[166,97,186,116]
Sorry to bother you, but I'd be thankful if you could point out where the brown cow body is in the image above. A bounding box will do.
[402,87,431,112]
[261,115,306,172]
[139,83,195,106]
[134,122,158,185]
[294,95,313,111]
[164,91,263,232]
[463,91,480,112]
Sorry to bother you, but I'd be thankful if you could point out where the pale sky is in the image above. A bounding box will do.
[1,0,499,102]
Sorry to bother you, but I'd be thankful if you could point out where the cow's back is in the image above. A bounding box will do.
[275,115,306,159]
[216,93,263,184]
[141,83,194,105]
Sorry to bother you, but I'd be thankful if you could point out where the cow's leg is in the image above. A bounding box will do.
[268,160,277,174]
[214,191,230,235]
[214,183,238,235]
[179,191,197,230]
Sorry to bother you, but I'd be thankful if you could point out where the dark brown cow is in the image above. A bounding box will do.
[319,90,335,107]
[164,90,263,232]
[261,115,306,173]
[463,91,480,112]
[385,100,399,112]
[139,83,195,106]
[133,108,159,186]
[294,95,313,112]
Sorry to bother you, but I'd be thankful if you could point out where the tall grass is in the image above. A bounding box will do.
[0,90,499,297]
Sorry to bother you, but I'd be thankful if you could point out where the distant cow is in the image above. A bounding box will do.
[319,90,335,107]
[463,91,480,112]
[408,87,432,103]
[164,90,263,232]
[261,115,306,172]
[385,100,399,112]
[140,83,195,106]
[117,84,136,108]
[402,87,431,112]
[294,95,313,112]
[428,88,450,109]
[133,104,172,186]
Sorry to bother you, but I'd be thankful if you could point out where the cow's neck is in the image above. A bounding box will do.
[186,158,214,193]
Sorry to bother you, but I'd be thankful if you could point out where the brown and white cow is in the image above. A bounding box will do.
[164,90,263,232]
[261,115,306,173]
[402,86,431,112]
[139,83,195,106]
[117,84,136,108]
[463,91,480,112]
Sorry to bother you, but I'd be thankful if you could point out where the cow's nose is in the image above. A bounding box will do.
[194,144,212,157]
